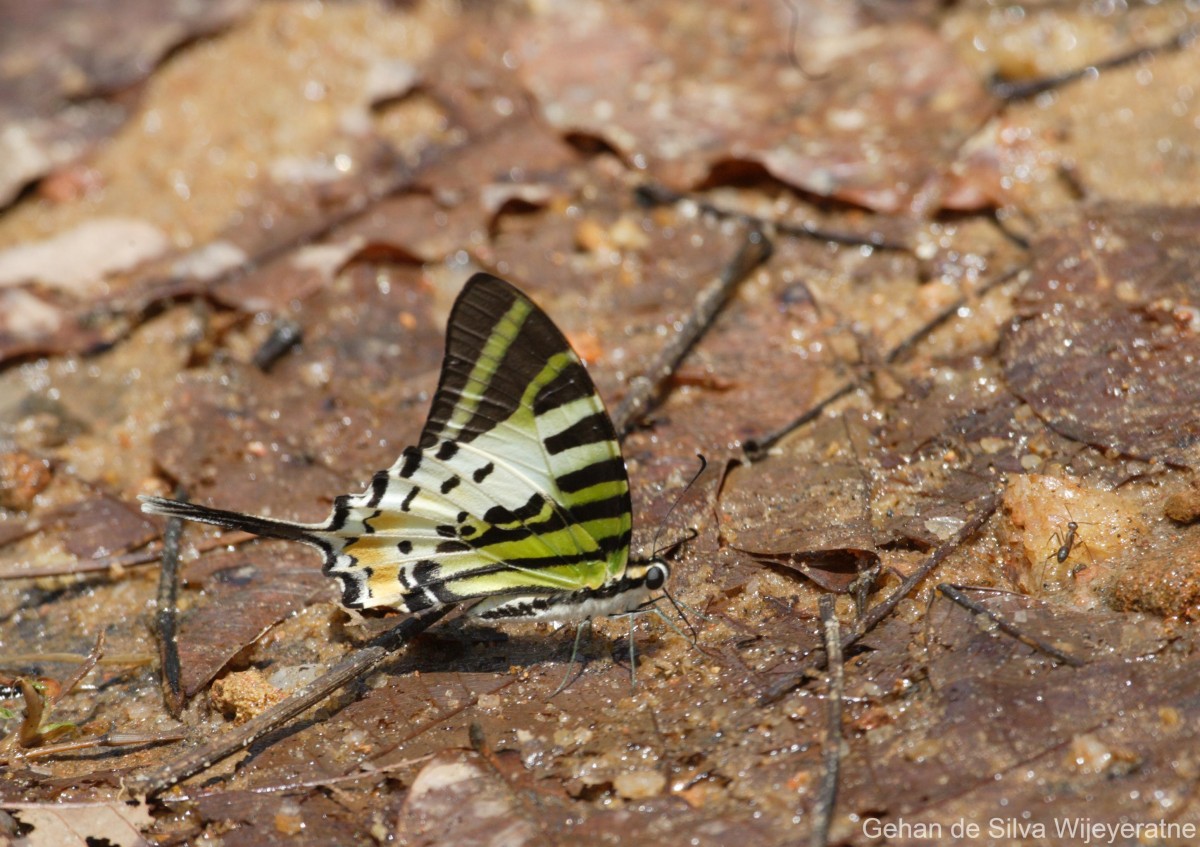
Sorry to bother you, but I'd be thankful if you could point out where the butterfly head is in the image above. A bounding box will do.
[644,557,669,591]
[625,556,669,603]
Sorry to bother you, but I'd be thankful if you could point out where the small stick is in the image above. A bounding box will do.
[253,318,303,371]
[129,605,453,798]
[636,183,906,251]
[612,229,773,435]
[52,630,106,706]
[0,653,152,667]
[808,595,844,847]
[14,730,187,762]
[746,265,1024,458]
[743,384,856,460]
[759,492,999,705]
[883,265,1023,364]
[156,497,186,717]
[0,531,256,580]
[175,753,437,800]
[991,22,1200,101]
[935,584,1084,667]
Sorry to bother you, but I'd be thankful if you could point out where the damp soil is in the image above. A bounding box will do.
[2,2,1200,845]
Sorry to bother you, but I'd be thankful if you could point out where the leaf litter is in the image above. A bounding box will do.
[1,1,1200,845]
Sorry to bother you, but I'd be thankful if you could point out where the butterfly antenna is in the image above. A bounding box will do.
[650,454,708,558]
[661,586,699,643]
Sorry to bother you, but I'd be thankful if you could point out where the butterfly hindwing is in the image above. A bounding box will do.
[324,273,632,612]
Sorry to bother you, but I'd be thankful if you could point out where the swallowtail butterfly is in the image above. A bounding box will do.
[141,273,668,626]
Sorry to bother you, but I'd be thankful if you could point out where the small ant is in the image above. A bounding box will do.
[1054,520,1079,564]
[1044,513,1093,585]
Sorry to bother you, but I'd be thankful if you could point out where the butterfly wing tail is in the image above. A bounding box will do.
[139,495,320,545]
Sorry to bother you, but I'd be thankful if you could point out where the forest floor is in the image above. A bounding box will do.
[2,1,1200,845]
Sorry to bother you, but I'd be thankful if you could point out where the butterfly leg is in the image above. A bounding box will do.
[551,618,592,698]
[627,612,638,691]
[648,602,721,664]
[651,605,697,647]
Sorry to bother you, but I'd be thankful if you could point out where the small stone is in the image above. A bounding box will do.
[210,669,286,724]
[613,769,666,800]
[978,436,1008,455]
[1066,734,1113,775]
[0,451,53,511]
[274,799,304,835]
[1164,483,1200,524]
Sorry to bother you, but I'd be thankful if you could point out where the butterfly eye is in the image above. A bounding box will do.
[645,562,668,590]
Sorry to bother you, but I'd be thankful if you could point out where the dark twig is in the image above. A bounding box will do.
[743,383,856,460]
[174,753,437,800]
[130,605,453,798]
[253,318,304,371]
[745,264,1025,458]
[612,229,773,435]
[759,492,999,705]
[808,595,843,847]
[156,496,186,717]
[991,22,1200,101]
[884,265,1024,364]
[935,584,1085,667]
[16,730,187,761]
[636,183,907,251]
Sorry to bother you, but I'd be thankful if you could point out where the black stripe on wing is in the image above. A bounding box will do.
[420,273,575,448]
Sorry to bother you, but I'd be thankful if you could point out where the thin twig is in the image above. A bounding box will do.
[991,22,1200,101]
[612,229,773,435]
[743,383,857,460]
[173,754,437,800]
[808,595,844,847]
[129,605,453,798]
[745,264,1025,458]
[253,318,303,371]
[635,183,907,251]
[0,652,152,667]
[52,630,105,707]
[14,730,187,762]
[156,497,185,717]
[0,530,256,580]
[884,265,1024,364]
[759,492,999,705]
[935,584,1085,667]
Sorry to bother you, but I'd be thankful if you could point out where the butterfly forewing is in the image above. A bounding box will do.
[326,273,631,612]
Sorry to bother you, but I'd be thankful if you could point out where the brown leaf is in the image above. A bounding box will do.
[518,5,994,214]
[395,750,556,847]
[58,496,159,561]
[177,545,331,697]
[3,802,152,847]
[720,449,874,556]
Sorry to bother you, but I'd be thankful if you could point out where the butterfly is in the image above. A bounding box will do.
[141,273,668,631]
